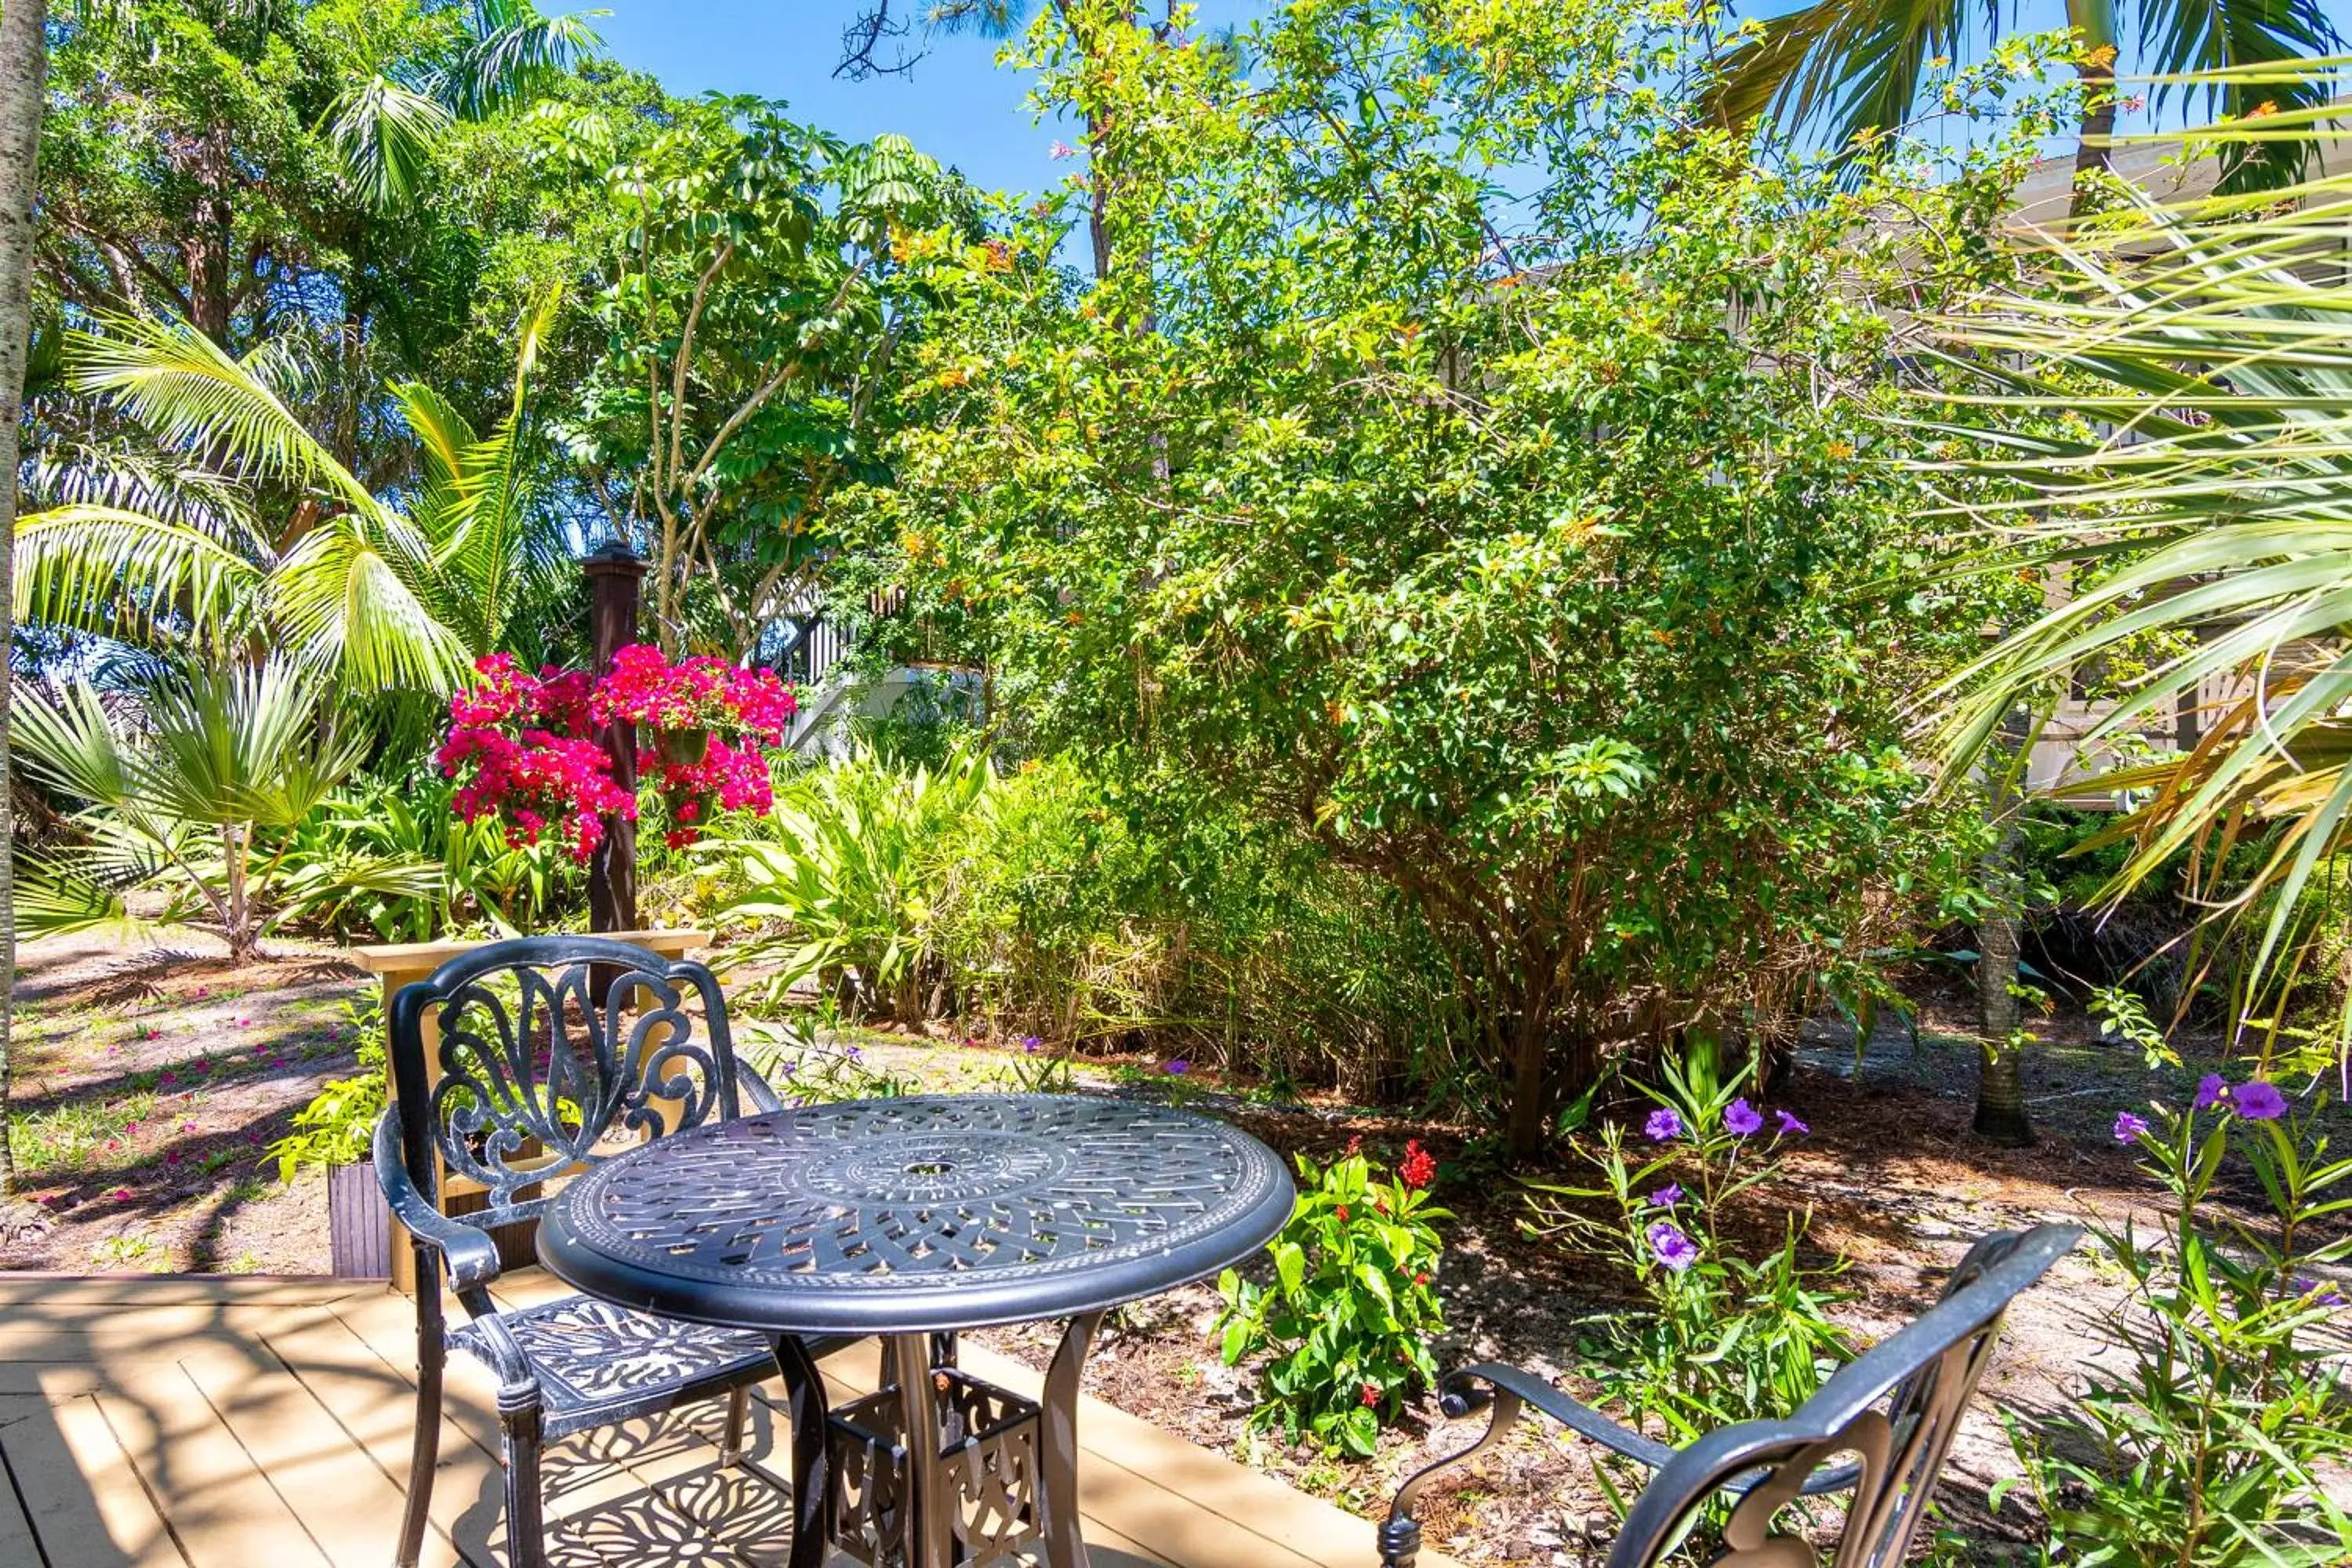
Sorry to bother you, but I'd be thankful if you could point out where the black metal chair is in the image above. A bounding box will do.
[374,936,857,1568]
[1378,1224,2078,1567]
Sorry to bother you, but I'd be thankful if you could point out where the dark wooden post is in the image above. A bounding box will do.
[583,541,647,934]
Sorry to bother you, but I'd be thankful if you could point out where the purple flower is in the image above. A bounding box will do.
[2232,1080,2288,1120]
[1646,1221,1699,1273]
[1021,1036,1044,1054]
[1643,1108,1684,1142]
[1163,1058,1190,1076]
[1774,1109,1809,1138]
[1724,1098,1764,1137]
[2293,1275,2347,1308]
[844,1046,862,1061]
[1647,1182,1682,1208]
[2114,1111,2151,1144]
[2194,1073,2227,1111]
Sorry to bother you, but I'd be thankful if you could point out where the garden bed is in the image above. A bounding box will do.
[2,933,2342,1565]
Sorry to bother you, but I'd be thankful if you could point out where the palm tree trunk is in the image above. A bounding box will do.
[2064,0,2118,216]
[0,0,50,1202]
[1976,763,2036,1147]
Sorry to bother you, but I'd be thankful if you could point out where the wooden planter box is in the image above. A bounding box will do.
[326,1162,393,1279]
[327,1163,542,1280]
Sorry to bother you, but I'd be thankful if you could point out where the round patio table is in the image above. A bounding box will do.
[537,1093,1295,1568]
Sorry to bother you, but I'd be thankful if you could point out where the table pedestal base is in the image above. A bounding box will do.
[775,1314,1102,1568]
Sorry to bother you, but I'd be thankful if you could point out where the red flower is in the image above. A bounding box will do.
[1334,1205,1349,1221]
[1413,1272,1431,1287]
[1399,1140,1436,1190]
[1359,1382,1381,1408]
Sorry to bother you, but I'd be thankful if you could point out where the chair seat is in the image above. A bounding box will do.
[451,1294,782,1431]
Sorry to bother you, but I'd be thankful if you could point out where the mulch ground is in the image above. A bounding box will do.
[3,933,2341,1566]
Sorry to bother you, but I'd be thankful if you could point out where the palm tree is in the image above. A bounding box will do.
[1922,77,2352,1060]
[1706,0,2340,199]
[13,660,372,964]
[17,294,567,695]
[326,0,603,212]
[0,0,51,1207]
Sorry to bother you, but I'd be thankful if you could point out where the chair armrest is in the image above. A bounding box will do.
[1448,1364,1857,1500]
[374,1108,501,1292]
[1441,1363,1678,1471]
[737,1062,787,1115]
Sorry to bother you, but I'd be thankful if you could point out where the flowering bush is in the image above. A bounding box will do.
[2007,1074,2352,1561]
[1214,1138,1449,1456]
[593,645,797,848]
[1525,1054,1849,1454]
[439,648,796,860]
[437,655,633,862]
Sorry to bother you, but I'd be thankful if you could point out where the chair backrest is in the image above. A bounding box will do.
[1609,1224,2078,1568]
[388,936,750,1233]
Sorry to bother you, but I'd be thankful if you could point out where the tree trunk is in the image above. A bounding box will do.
[2066,1,2118,218]
[0,0,48,1200]
[1975,799,2036,1148]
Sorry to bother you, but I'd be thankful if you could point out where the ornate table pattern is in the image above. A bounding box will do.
[537,1094,1296,1568]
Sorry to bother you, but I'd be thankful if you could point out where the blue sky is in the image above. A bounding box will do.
[595,0,2352,202]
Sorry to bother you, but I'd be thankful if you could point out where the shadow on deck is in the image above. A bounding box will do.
[0,1272,1450,1568]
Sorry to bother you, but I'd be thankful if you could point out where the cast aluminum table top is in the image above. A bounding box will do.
[536,1092,1298,1336]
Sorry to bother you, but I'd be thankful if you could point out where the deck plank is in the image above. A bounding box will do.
[0,1403,50,1566]
[1,1392,187,1566]
[92,1367,332,1568]
[256,1303,503,1568]
[0,1275,1461,1568]
[180,1345,430,1568]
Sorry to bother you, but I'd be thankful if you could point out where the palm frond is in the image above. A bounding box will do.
[270,516,476,693]
[136,662,366,829]
[15,503,268,648]
[325,75,455,212]
[68,315,378,515]
[1700,0,1972,147]
[1922,120,2352,1016]
[440,2,604,118]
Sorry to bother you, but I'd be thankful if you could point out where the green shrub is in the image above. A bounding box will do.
[1214,1141,1448,1457]
[2003,1081,2352,1563]
[1524,1053,1850,1463]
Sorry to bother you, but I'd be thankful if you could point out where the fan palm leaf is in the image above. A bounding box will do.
[1919,88,2352,1005]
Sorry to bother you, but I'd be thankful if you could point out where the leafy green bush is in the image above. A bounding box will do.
[1213,1141,1448,1457]
[1525,1054,1850,1460]
[2004,1081,2352,1563]
[271,993,390,1180]
[710,742,993,1020]
[854,0,2044,1154]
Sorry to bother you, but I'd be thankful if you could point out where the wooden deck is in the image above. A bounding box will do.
[0,1272,1459,1568]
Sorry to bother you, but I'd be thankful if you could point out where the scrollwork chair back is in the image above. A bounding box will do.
[1606,1224,2076,1567]
[389,936,750,1235]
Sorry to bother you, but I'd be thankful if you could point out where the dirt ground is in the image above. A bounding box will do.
[4,934,2343,1565]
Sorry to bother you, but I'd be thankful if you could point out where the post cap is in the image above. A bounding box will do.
[583,538,648,578]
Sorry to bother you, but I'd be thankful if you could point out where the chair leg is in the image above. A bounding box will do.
[720,1385,751,1467]
[396,1341,442,1568]
[500,1399,549,1568]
